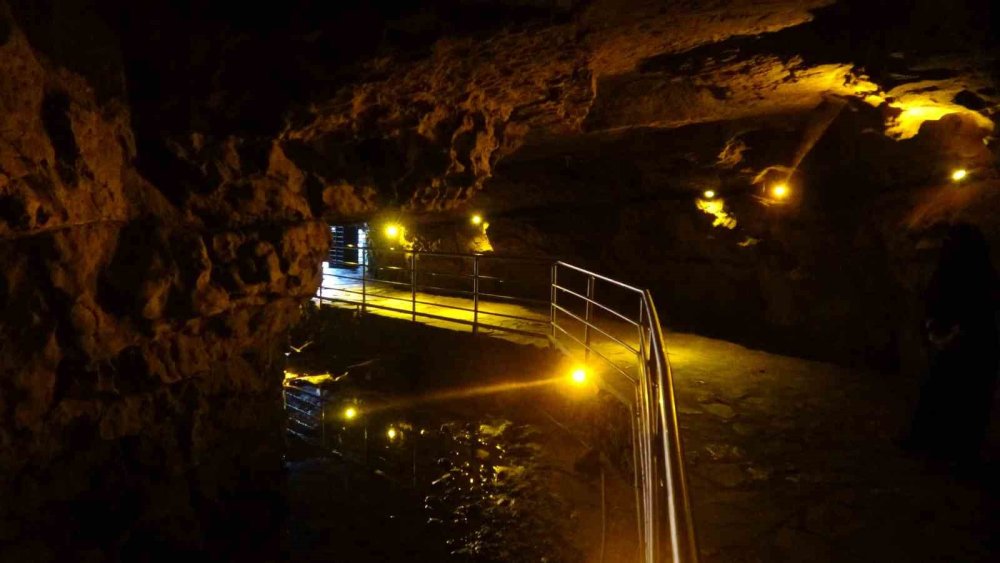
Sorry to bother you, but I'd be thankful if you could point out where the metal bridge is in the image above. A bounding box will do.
[314,243,699,563]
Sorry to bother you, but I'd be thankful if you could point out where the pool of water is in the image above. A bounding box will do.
[283,373,583,561]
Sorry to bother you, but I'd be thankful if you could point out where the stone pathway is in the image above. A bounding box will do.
[668,334,999,562]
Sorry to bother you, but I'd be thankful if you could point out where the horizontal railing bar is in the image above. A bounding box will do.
[327,267,530,288]
[320,287,414,305]
[476,291,549,307]
[286,428,316,442]
[331,244,553,263]
[318,297,548,340]
[287,428,318,443]
[322,273,366,283]
[287,417,319,432]
[412,283,476,297]
[553,284,641,327]
[325,277,412,291]
[326,289,546,325]
[474,308,548,323]
[283,393,323,407]
[410,297,482,314]
[552,303,640,355]
[284,389,323,402]
[555,261,644,294]
[284,402,320,419]
[551,322,636,383]
[338,276,413,289]
[322,282,547,311]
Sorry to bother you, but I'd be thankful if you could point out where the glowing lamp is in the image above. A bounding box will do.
[343,407,358,420]
[951,169,968,182]
[771,184,789,199]
[384,224,400,238]
[471,214,483,226]
[387,427,398,440]
[570,367,587,385]
[702,190,716,199]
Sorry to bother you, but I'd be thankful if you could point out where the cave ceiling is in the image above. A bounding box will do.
[10,0,994,224]
[284,0,997,221]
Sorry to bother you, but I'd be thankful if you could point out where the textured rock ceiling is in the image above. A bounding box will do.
[276,0,997,216]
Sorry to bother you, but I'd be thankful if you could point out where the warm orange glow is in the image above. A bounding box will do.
[571,367,587,385]
[772,184,789,199]
[387,427,398,440]
[384,224,400,238]
[951,169,968,182]
[702,190,716,199]
[343,407,358,420]
[471,214,483,225]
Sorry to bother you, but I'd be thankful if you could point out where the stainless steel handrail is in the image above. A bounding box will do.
[317,242,698,563]
[550,261,698,563]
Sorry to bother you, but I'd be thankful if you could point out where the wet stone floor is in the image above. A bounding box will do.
[668,333,1000,562]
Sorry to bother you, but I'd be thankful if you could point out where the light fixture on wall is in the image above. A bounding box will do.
[384,224,400,238]
[951,169,968,182]
[471,214,483,225]
[702,190,716,199]
[771,183,789,199]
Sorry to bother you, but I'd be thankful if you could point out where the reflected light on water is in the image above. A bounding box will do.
[357,376,569,415]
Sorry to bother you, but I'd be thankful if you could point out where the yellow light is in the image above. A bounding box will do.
[384,224,400,238]
[571,368,587,385]
[471,214,483,225]
[772,184,789,199]
[702,190,716,199]
[343,407,357,420]
[951,169,968,182]
[387,427,398,440]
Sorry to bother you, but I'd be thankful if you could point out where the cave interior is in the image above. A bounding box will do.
[1,0,999,561]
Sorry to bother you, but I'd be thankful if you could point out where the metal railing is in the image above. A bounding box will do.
[550,262,698,563]
[316,243,698,563]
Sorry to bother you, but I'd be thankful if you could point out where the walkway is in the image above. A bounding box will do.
[318,264,549,344]
[317,263,1000,562]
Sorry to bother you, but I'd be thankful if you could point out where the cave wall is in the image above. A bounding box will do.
[0,3,328,558]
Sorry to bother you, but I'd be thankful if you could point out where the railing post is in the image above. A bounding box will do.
[361,247,367,313]
[410,252,417,321]
[550,263,558,337]
[473,255,480,334]
[585,275,595,361]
